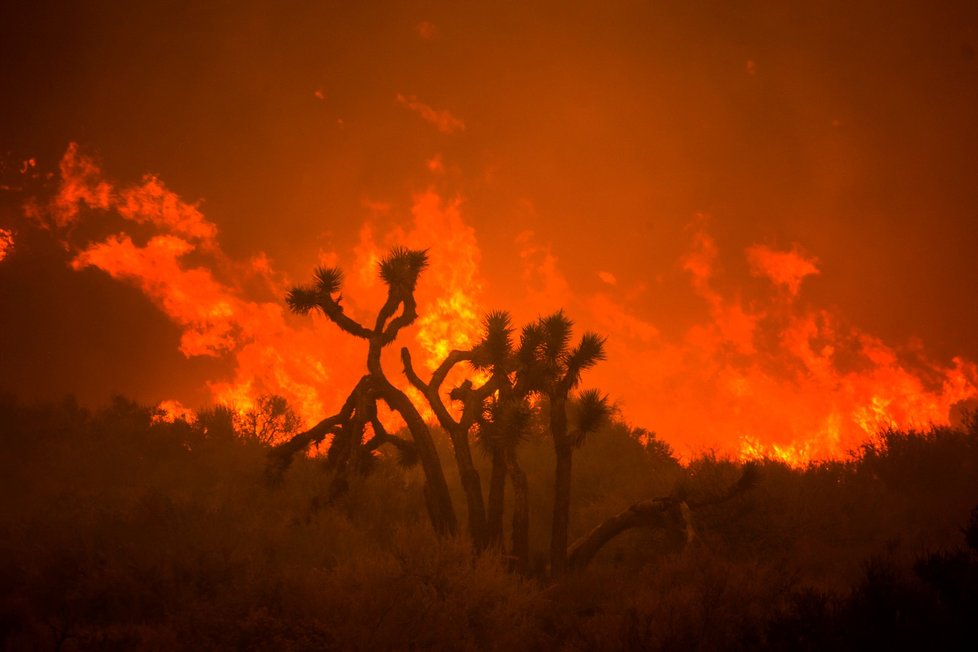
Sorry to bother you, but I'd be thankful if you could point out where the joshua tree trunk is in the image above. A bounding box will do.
[451,431,488,548]
[324,419,359,500]
[400,348,490,547]
[376,378,457,536]
[282,248,461,538]
[551,440,573,575]
[486,448,506,547]
[548,393,574,575]
[506,447,530,573]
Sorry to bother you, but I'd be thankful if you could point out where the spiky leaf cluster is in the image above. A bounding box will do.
[476,395,534,454]
[393,442,420,468]
[539,311,573,370]
[285,287,318,315]
[286,266,343,315]
[448,379,474,404]
[314,266,343,294]
[515,323,548,393]
[379,247,429,290]
[471,310,513,370]
[569,389,611,447]
[515,311,606,395]
[564,332,607,388]
[517,322,543,367]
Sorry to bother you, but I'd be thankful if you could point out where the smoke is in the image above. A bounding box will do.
[746,245,819,296]
[396,94,466,135]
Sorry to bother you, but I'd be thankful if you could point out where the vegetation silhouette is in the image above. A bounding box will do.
[234,394,302,446]
[4,245,978,649]
[276,246,747,576]
[516,311,611,575]
[278,247,457,534]
[2,392,978,648]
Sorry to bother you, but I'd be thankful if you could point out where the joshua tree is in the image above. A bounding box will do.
[400,310,532,555]
[410,309,537,570]
[475,384,533,570]
[400,320,502,550]
[466,311,535,570]
[273,247,457,535]
[517,311,611,575]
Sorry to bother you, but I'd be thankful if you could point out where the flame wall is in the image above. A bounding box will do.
[3,3,978,463]
[8,144,976,463]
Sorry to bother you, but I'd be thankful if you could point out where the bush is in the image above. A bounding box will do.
[3,395,978,649]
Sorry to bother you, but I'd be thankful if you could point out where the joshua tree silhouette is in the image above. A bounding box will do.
[272,245,753,576]
[514,311,611,575]
[274,247,456,535]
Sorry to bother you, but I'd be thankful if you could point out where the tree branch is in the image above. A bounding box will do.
[401,347,468,433]
[266,376,371,478]
[380,291,420,345]
[364,415,417,461]
[566,463,758,571]
[318,297,374,339]
[459,373,503,431]
[266,414,342,479]
[400,347,430,393]
[374,292,401,335]
[566,498,692,571]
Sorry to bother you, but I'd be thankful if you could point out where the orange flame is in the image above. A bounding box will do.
[22,145,978,463]
[33,145,486,433]
[349,191,484,371]
[37,146,344,426]
[585,217,978,464]
[0,228,12,262]
[350,190,487,422]
[153,399,194,424]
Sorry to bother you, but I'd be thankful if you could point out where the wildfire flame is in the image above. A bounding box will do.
[352,191,484,371]
[581,216,978,464]
[153,399,195,424]
[28,144,486,433]
[0,228,12,262]
[16,144,978,464]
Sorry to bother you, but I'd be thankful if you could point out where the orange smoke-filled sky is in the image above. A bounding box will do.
[2,1,978,458]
